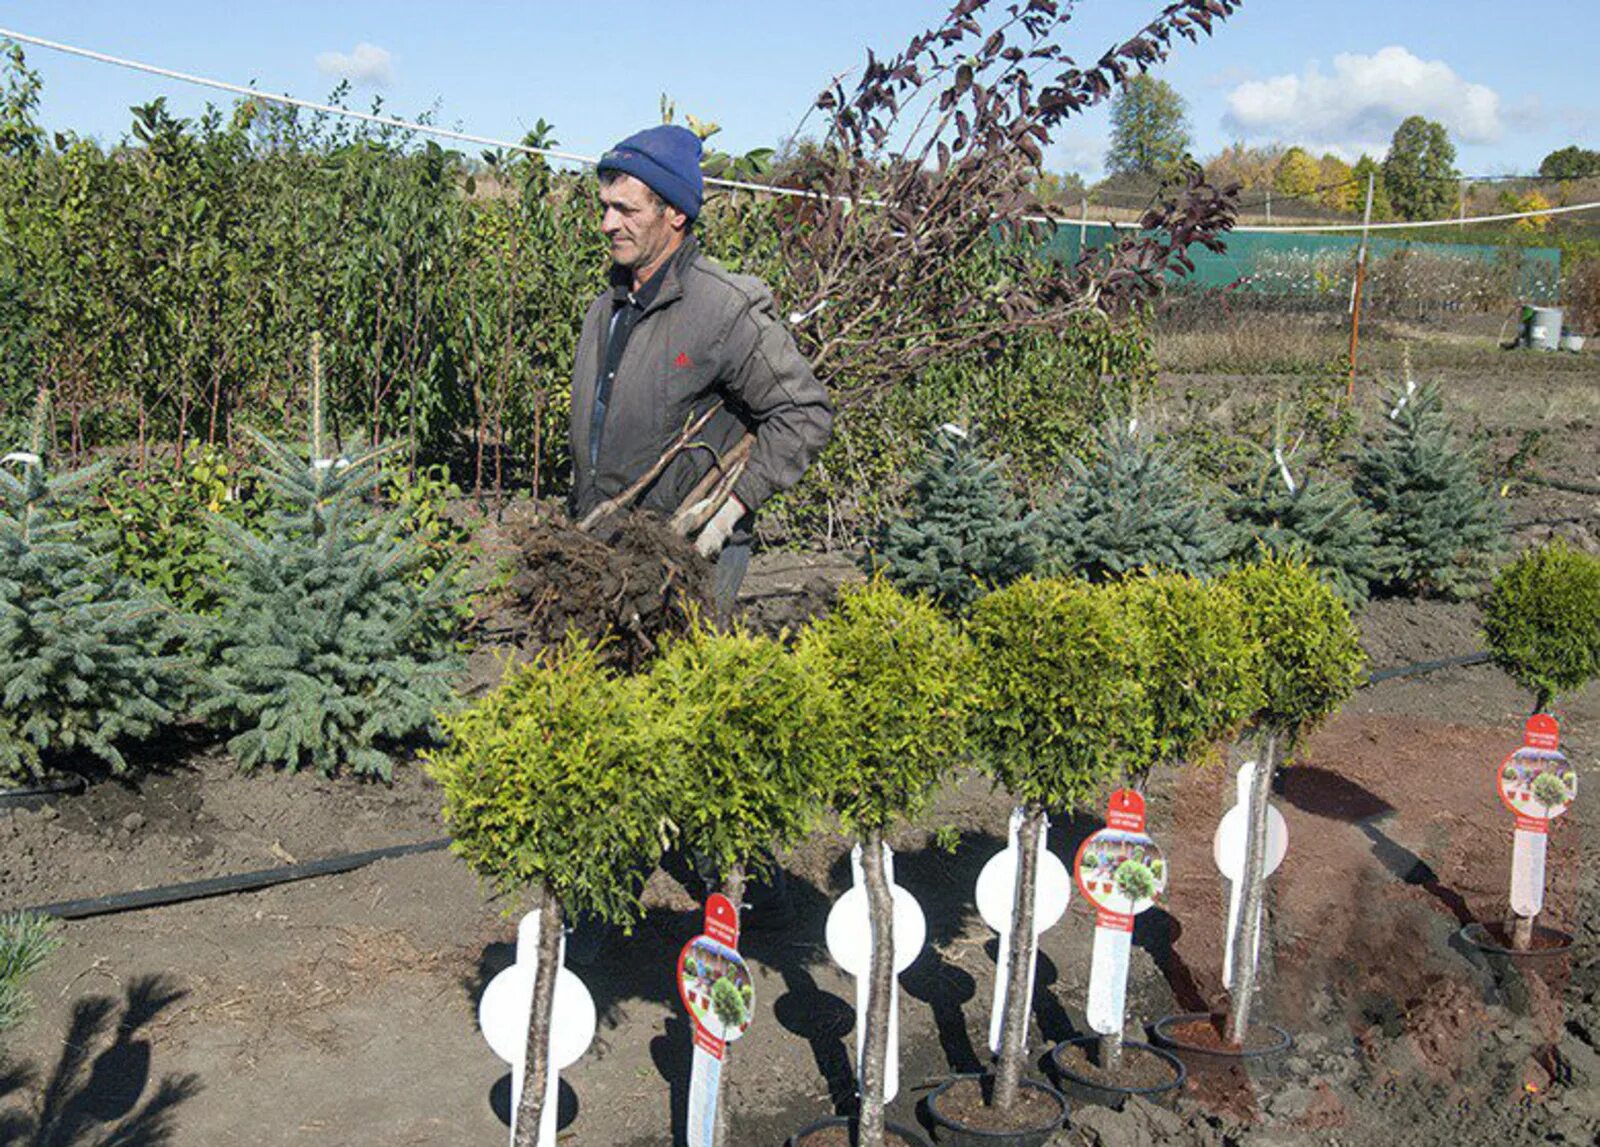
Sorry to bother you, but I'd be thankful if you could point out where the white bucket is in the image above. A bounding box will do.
[1560,332,1585,353]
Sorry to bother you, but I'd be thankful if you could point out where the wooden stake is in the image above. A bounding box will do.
[1347,172,1376,397]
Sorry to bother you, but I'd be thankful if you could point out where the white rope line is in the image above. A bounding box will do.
[5,25,1599,234]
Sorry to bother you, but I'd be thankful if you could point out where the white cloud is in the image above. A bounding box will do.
[315,42,394,88]
[1223,46,1502,159]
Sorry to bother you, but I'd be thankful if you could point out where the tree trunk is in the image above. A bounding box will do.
[1225,731,1278,1047]
[710,861,746,1147]
[513,886,565,1147]
[993,802,1044,1110]
[1098,1029,1125,1070]
[859,830,894,1147]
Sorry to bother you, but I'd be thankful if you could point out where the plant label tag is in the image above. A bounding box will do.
[1497,716,1572,835]
[976,807,1071,1053]
[1076,795,1168,1039]
[825,844,925,1103]
[1510,828,1548,918]
[478,910,597,1147]
[1214,761,1288,989]
[681,895,748,1147]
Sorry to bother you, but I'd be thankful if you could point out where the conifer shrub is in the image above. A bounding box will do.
[1224,462,1383,607]
[1355,380,1504,598]
[198,356,465,779]
[1482,538,1600,711]
[0,437,189,781]
[1040,419,1222,582]
[0,911,58,1034]
[870,425,1037,615]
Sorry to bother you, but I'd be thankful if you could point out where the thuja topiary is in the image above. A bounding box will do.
[871,425,1036,614]
[198,340,464,778]
[1482,538,1600,712]
[0,397,188,781]
[1355,379,1504,597]
[1040,419,1222,582]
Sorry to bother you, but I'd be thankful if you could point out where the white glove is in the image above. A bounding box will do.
[694,494,747,559]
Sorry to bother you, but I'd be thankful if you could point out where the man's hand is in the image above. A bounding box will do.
[693,493,747,559]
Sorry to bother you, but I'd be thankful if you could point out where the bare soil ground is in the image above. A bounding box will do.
[1,334,1596,1147]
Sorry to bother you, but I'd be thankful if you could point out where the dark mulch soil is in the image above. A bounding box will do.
[1052,1038,1181,1090]
[931,1075,1065,1132]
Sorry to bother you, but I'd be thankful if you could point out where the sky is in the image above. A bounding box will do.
[2,1,1594,183]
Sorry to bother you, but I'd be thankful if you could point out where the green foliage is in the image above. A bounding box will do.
[1273,148,1321,198]
[1382,116,1459,222]
[1531,771,1569,809]
[797,579,971,835]
[1482,538,1600,710]
[1114,572,1263,769]
[1538,146,1600,181]
[1040,419,1223,582]
[1114,859,1156,903]
[1106,75,1192,178]
[1348,156,1393,221]
[1224,461,1383,607]
[0,911,58,1034]
[0,451,188,781]
[198,387,465,778]
[641,623,823,881]
[710,975,747,1029]
[424,637,667,926]
[870,426,1037,615]
[1220,554,1365,743]
[1354,380,1505,598]
[967,577,1151,809]
[0,42,44,159]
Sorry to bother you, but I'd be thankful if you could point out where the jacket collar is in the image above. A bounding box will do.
[608,233,697,316]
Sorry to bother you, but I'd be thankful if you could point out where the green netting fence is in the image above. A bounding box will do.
[1036,223,1562,313]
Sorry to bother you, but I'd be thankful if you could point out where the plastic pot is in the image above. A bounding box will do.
[1458,921,1573,957]
[786,1115,934,1147]
[924,1074,1067,1147]
[1150,1012,1292,1059]
[1048,1035,1184,1110]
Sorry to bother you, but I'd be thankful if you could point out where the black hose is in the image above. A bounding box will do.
[1364,651,1491,685]
[23,837,450,920]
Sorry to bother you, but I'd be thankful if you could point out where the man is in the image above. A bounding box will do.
[568,124,833,613]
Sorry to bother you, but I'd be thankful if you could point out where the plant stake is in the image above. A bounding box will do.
[975,807,1070,1056]
[826,842,926,1103]
[478,910,597,1147]
[1074,790,1169,1065]
[1214,759,1288,991]
[1496,714,1574,948]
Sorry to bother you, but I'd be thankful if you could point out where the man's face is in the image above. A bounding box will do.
[599,173,685,272]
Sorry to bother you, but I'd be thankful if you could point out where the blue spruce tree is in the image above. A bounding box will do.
[199,339,464,778]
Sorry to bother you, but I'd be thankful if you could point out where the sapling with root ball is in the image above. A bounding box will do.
[424,637,670,1147]
[641,621,825,1147]
[797,579,971,1147]
[967,577,1151,1107]
[1481,538,1600,947]
[1216,555,1364,1045]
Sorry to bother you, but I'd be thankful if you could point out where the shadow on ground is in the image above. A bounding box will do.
[0,975,200,1147]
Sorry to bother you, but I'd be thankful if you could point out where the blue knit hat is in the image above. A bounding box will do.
[597,125,704,220]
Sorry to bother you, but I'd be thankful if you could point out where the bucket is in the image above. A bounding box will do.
[1560,332,1585,353]
[1520,305,1563,351]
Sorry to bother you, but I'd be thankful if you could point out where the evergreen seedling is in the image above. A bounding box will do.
[0,911,59,1034]
[1217,554,1364,1044]
[1225,459,1382,607]
[1355,379,1504,598]
[424,636,670,1147]
[0,399,188,781]
[1040,419,1222,582]
[199,341,464,778]
[798,580,971,1147]
[871,425,1037,614]
[1482,538,1600,713]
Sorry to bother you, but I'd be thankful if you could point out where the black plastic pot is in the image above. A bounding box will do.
[1458,921,1573,956]
[1048,1035,1184,1110]
[924,1074,1068,1147]
[1150,1012,1292,1058]
[786,1115,934,1147]
[0,773,86,811]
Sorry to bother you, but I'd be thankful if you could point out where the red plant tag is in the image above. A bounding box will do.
[1106,789,1145,833]
[1524,714,1560,751]
[704,893,739,948]
[693,1023,725,1059]
[1096,908,1134,932]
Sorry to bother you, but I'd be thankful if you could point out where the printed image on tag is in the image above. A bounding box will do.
[678,936,754,1042]
[1074,829,1168,916]
[1497,746,1575,822]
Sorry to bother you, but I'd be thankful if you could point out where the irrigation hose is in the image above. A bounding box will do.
[10,652,1493,923]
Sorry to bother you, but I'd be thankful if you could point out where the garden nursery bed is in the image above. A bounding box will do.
[0,559,1596,1147]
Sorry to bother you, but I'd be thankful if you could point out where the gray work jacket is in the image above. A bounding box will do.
[567,236,834,535]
